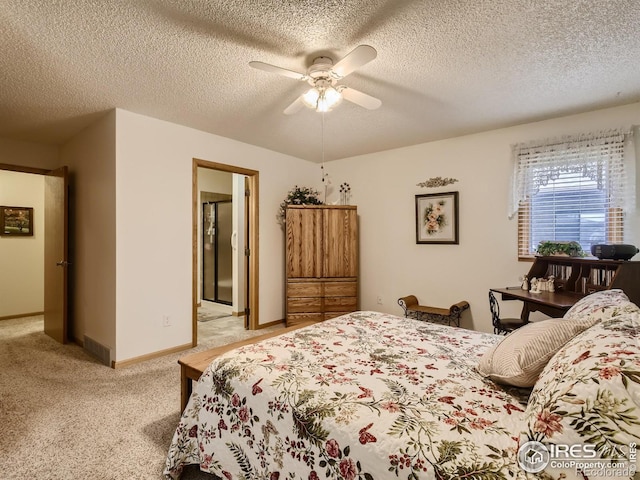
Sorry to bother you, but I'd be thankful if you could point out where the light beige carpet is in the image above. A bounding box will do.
[197,313,227,322]
[0,315,283,479]
[197,302,232,323]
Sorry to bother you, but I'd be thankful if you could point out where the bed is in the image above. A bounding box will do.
[165,291,640,480]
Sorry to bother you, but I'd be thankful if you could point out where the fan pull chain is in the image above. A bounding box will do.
[321,112,327,202]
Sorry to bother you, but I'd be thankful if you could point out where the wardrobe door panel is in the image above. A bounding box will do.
[323,208,358,278]
[286,208,323,278]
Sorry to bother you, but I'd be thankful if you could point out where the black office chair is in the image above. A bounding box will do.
[488,291,527,335]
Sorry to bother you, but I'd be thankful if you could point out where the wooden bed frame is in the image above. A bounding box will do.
[178,321,314,410]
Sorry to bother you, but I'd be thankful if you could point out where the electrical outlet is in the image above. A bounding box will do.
[376,295,383,305]
[162,315,171,327]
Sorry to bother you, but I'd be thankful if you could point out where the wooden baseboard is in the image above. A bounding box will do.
[0,311,44,321]
[257,318,285,329]
[112,319,281,367]
[111,342,193,369]
[232,310,246,317]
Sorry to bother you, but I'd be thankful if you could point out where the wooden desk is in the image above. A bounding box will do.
[490,287,582,322]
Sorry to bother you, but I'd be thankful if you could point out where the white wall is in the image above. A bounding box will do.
[0,171,44,317]
[323,101,640,333]
[114,109,317,362]
[0,137,59,170]
[199,168,233,194]
[0,138,59,318]
[60,111,117,349]
[0,138,57,319]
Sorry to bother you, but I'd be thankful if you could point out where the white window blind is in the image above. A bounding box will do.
[510,129,635,258]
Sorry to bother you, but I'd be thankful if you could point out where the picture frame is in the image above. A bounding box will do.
[1,206,34,237]
[415,192,458,244]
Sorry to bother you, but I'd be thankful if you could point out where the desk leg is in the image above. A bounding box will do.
[521,301,568,322]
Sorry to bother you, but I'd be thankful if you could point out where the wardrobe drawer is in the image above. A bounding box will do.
[287,282,323,297]
[287,297,322,313]
[287,313,322,326]
[324,296,357,312]
[324,281,357,297]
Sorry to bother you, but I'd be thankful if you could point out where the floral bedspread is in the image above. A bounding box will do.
[164,311,529,479]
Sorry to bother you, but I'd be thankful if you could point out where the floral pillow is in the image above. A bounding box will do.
[563,289,639,324]
[521,312,640,479]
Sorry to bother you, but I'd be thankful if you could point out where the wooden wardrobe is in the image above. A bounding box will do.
[285,205,358,326]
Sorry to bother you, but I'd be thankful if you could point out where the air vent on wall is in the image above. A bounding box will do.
[84,335,112,366]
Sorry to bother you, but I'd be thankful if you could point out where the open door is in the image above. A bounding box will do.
[44,166,68,343]
[244,176,250,329]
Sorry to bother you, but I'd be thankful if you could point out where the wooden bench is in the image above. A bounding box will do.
[397,295,470,327]
[178,321,314,410]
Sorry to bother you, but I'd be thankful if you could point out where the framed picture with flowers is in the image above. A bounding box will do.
[415,191,458,244]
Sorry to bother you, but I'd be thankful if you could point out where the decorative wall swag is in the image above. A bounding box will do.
[417,177,459,188]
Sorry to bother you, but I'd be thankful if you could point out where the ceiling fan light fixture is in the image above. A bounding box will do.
[250,45,379,115]
[302,88,320,109]
[318,86,342,112]
[302,84,343,113]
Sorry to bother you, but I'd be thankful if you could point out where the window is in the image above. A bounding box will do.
[510,129,634,258]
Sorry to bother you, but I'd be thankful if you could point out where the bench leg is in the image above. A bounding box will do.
[180,365,192,412]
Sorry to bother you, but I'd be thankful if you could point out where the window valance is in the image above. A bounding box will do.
[508,128,635,219]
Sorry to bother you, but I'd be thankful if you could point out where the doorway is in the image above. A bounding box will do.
[192,159,259,347]
[0,163,68,343]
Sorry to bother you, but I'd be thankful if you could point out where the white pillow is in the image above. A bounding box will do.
[477,316,599,387]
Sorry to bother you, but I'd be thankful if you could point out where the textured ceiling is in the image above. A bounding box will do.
[1,1,640,162]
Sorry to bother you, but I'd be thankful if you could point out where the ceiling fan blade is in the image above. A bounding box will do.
[331,45,377,78]
[341,87,382,110]
[249,61,306,81]
[283,96,305,115]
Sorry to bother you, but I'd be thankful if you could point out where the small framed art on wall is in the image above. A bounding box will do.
[415,192,458,244]
[1,206,34,236]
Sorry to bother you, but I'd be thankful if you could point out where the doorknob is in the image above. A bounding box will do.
[56,260,71,267]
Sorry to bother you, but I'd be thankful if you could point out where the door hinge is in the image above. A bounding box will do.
[245,189,250,196]
[244,247,250,256]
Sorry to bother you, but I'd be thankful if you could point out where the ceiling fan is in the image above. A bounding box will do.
[250,45,382,115]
